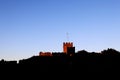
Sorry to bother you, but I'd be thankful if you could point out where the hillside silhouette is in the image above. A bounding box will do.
[1,48,120,72]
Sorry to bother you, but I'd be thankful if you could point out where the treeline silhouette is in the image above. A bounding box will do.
[1,48,120,72]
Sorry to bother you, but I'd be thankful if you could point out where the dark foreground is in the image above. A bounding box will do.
[0,49,120,72]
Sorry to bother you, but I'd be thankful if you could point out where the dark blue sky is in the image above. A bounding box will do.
[0,0,120,60]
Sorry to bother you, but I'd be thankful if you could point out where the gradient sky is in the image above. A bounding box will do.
[0,0,120,60]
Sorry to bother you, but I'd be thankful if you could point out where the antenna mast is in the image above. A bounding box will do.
[66,32,69,42]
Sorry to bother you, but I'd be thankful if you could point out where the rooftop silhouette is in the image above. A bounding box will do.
[0,42,120,72]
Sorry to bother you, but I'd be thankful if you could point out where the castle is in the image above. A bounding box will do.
[63,42,75,56]
[39,42,75,56]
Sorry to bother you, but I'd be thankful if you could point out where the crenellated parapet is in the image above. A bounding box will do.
[63,42,73,53]
[63,42,73,47]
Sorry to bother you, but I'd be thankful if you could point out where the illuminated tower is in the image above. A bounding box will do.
[63,42,73,54]
[63,33,75,56]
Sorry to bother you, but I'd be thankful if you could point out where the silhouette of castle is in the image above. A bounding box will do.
[63,42,75,56]
[63,42,73,53]
[1,42,120,73]
[39,42,75,56]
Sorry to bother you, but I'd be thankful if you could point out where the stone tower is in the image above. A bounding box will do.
[63,42,73,54]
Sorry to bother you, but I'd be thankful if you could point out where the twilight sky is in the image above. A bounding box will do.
[0,0,120,60]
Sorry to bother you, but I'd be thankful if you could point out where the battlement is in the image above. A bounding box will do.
[63,42,74,53]
[63,42,73,47]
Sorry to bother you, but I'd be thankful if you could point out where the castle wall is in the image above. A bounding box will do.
[39,52,53,56]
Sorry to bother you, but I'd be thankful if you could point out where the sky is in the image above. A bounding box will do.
[0,0,120,60]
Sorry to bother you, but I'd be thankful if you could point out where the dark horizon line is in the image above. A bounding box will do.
[0,48,120,62]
